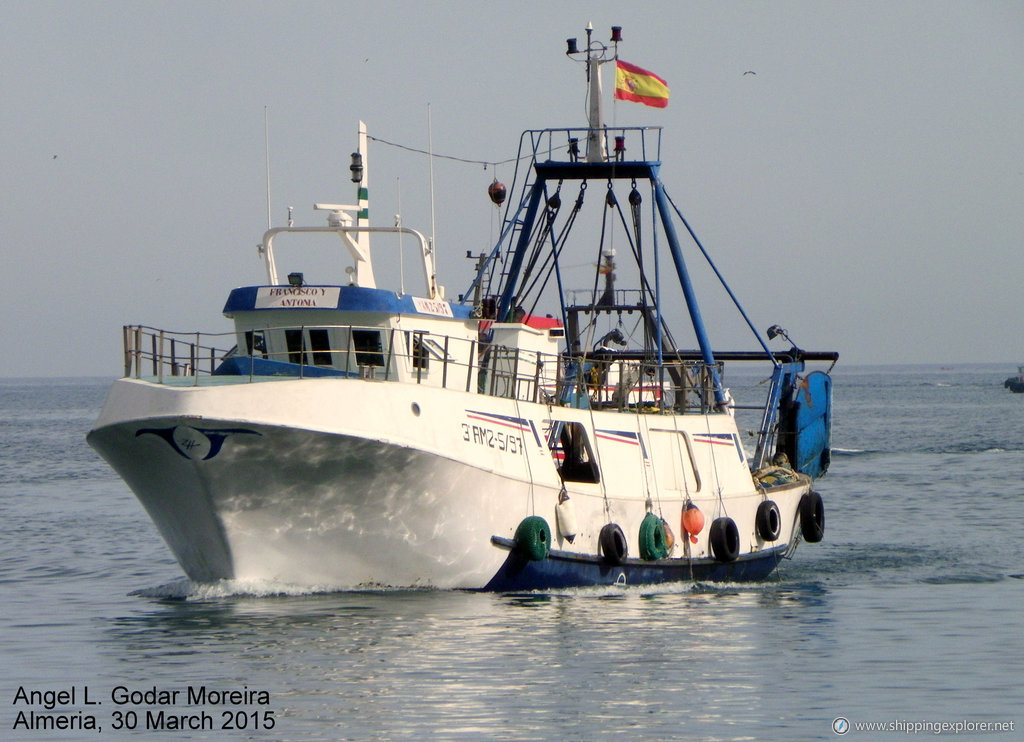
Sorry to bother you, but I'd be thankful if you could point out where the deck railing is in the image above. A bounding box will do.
[121,324,723,412]
[122,326,235,382]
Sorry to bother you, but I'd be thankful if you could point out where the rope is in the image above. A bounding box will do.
[576,183,615,359]
[635,414,657,512]
[365,134,524,169]
[584,394,612,518]
[703,412,728,521]
[511,392,537,516]
[669,412,697,578]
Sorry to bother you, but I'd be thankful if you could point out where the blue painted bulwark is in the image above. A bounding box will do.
[213,356,353,377]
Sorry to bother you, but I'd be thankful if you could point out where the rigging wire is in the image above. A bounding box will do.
[607,181,675,353]
[515,185,564,313]
[661,186,777,363]
[366,134,524,169]
[521,183,588,320]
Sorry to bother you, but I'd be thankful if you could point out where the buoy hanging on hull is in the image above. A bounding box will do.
[661,519,675,551]
[639,512,669,561]
[681,502,704,544]
[514,516,551,561]
[555,491,578,543]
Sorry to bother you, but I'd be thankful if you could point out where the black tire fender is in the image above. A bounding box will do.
[709,517,740,562]
[755,500,782,542]
[799,491,825,543]
[599,523,628,565]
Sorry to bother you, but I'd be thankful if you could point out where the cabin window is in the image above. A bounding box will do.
[309,329,332,366]
[353,330,384,367]
[285,329,304,364]
[411,333,428,370]
[550,422,600,484]
[245,330,267,358]
[405,333,452,373]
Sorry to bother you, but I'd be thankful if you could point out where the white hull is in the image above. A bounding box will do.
[89,376,814,589]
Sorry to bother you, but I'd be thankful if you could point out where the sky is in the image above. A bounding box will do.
[2,0,1022,377]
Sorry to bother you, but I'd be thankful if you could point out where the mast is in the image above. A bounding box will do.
[316,121,377,289]
[349,121,375,289]
[568,22,615,162]
[490,26,729,407]
[585,25,606,162]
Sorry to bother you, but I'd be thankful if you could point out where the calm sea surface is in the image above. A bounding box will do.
[1,366,1022,740]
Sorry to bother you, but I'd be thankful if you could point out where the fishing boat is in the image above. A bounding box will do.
[1004,366,1024,393]
[88,27,838,591]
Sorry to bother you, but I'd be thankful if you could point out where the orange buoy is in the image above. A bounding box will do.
[661,518,675,550]
[681,502,704,544]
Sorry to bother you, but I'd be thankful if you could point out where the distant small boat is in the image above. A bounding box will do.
[1004,366,1024,393]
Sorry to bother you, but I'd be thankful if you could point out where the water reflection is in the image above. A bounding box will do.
[97,583,837,740]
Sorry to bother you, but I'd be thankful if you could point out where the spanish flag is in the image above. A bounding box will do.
[614,60,670,108]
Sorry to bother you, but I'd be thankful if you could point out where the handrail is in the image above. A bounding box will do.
[123,325,236,380]
[260,225,438,299]
[118,323,831,422]
[521,126,663,165]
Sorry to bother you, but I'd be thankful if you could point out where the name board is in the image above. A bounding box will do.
[255,287,341,309]
[412,296,454,318]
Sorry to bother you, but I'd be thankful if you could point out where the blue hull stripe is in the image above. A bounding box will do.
[482,538,787,591]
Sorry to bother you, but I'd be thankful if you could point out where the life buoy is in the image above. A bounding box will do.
[599,523,628,564]
[514,516,551,561]
[799,491,825,543]
[709,517,740,562]
[638,513,669,561]
[755,500,782,542]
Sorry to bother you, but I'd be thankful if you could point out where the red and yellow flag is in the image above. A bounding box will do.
[614,60,670,108]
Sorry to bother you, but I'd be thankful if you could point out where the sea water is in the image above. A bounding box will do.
[1,367,1022,740]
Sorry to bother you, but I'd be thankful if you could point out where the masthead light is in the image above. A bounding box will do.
[349,152,363,183]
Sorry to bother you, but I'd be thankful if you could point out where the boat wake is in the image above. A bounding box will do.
[831,446,870,456]
[129,577,378,600]
[132,576,787,602]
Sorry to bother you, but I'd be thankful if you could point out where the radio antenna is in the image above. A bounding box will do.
[264,106,272,230]
[427,103,436,253]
